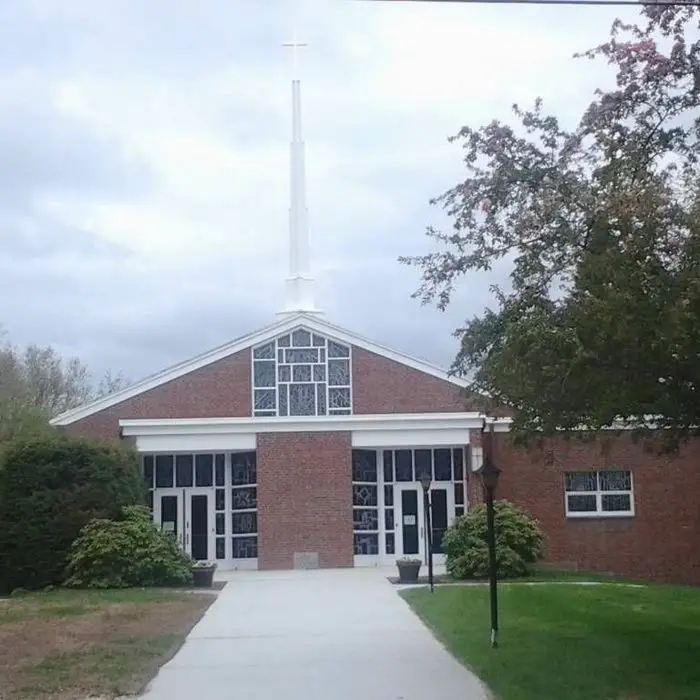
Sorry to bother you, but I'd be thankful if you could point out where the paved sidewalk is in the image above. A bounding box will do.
[140,568,489,699]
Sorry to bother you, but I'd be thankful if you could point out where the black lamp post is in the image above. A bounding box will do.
[418,471,434,593]
[477,421,501,648]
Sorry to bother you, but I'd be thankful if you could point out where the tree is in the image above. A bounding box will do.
[0,328,130,442]
[401,6,700,449]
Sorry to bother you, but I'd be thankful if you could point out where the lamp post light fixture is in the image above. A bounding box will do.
[477,421,501,648]
[418,471,434,593]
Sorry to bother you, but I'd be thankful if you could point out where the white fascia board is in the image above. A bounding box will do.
[133,433,256,453]
[119,412,508,438]
[51,313,475,427]
[352,427,470,448]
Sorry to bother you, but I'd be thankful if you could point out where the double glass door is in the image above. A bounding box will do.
[153,488,214,561]
[395,484,454,562]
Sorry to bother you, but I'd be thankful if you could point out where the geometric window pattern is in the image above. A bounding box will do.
[564,470,634,517]
[252,327,352,417]
[352,449,379,555]
[231,452,258,558]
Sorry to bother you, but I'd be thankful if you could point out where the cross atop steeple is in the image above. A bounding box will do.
[278,34,321,317]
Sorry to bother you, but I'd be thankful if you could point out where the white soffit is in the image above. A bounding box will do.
[131,433,256,453]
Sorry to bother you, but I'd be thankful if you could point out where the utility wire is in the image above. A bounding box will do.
[354,0,700,7]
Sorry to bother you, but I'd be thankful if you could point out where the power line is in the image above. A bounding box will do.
[354,1,700,6]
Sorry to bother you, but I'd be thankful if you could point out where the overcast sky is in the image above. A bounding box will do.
[0,0,641,383]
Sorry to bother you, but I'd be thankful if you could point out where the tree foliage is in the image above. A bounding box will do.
[0,436,145,593]
[442,500,545,579]
[0,328,129,442]
[65,506,193,589]
[401,7,700,448]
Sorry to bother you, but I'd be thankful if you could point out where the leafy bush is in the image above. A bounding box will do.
[65,506,193,588]
[0,435,145,593]
[443,500,545,579]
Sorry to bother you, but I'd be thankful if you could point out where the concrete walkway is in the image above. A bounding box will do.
[141,567,489,699]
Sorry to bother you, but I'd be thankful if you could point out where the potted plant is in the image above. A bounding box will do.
[396,556,422,583]
[191,560,217,588]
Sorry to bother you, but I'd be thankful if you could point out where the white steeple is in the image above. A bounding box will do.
[279,34,322,316]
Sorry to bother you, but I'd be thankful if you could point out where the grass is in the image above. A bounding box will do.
[0,587,219,699]
[402,581,700,700]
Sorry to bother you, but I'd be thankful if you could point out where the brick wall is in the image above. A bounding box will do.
[256,432,353,570]
[62,349,252,441]
[482,433,700,586]
[352,346,476,414]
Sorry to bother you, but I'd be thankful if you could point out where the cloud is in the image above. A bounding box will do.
[0,0,644,382]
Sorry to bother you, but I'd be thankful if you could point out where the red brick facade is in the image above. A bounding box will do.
[63,349,252,440]
[256,432,353,569]
[352,346,473,414]
[467,432,700,586]
[58,326,700,585]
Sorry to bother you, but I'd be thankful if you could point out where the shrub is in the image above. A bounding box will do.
[443,500,545,579]
[65,505,193,588]
[0,435,145,593]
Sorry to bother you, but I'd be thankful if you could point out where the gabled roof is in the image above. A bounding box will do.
[50,312,470,426]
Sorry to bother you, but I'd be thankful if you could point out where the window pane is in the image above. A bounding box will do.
[278,334,291,347]
[316,383,326,415]
[384,509,395,530]
[216,512,225,535]
[254,361,276,388]
[352,450,377,482]
[143,455,154,489]
[328,387,350,409]
[279,365,291,382]
[313,364,326,381]
[231,452,256,485]
[155,455,174,488]
[383,451,394,482]
[454,483,465,505]
[328,359,350,386]
[453,448,464,481]
[384,485,394,506]
[291,328,312,346]
[414,449,432,481]
[567,494,597,512]
[195,454,213,487]
[565,472,597,492]
[289,383,316,415]
[328,340,350,358]
[254,389,276,410]
[434,449,452,481]
[312,334,325,346]
[232,486,257,510]
[216,537,226,559]
[215,454,226,486]
[395,450,413,481]
[233,536,258,558]
[385,532,395,555]
[455,506,465,518]
[279,384,288,416]
[599,471,631,491]
[175,454,194,487]
[353,484,377,507]
[253,342,275,359]
[215,489,226,511]
[353,508,378,530]
[354,533,378,555]
[286,348,318,363]
[232,512,257,534]
[292,364,312,382]
[602,494,632,512]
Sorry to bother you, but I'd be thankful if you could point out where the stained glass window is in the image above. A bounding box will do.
[252,327,351,416]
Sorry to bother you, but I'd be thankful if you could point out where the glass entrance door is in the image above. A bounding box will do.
[396,485,426,560]
[153,488,213,561]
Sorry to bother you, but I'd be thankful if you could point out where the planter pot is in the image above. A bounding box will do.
[396,560,422,583]
[192,567,216,588]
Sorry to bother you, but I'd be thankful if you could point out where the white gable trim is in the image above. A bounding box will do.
[51,313,472,426]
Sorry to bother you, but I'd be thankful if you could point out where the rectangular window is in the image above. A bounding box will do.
[564,470,634,518]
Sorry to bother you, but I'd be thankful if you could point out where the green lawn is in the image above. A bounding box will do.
[0,587,218,699]
[402,582,700,700]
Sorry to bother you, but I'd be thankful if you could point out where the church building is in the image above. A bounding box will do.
[51,49,700,586]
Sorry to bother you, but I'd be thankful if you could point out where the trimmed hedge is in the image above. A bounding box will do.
[442,500,545,579]
[0,435,145,593]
